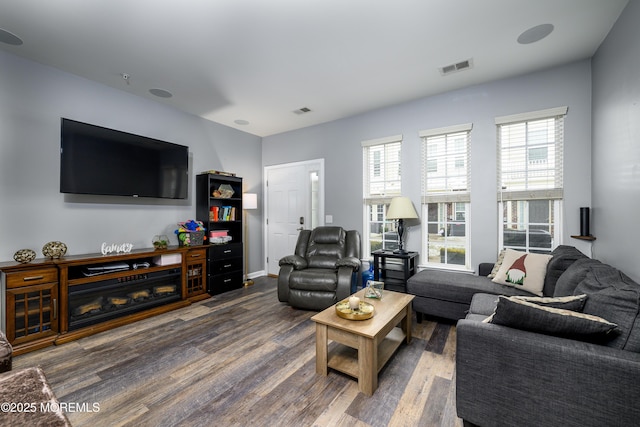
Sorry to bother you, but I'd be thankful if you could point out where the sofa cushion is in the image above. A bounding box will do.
[544,245,589,296]
[468,293,500,317]
[486,296,619,343]
[574,265,640,351]
[491,249,552,296]
[554,258,602,297]
[465,313,489,322]
[407,269,527,303]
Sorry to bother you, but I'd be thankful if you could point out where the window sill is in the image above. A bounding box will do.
[417,264,475,274]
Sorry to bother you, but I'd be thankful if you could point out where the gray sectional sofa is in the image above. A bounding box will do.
[407,245,585,321]
[411,245,640,426]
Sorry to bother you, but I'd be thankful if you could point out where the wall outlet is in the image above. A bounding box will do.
[325,214,333,224]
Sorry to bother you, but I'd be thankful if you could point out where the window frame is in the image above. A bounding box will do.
[496,107,567,253]
[362,135,403,256]
[419,123,472,270]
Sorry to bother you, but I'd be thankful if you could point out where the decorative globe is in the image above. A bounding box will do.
[42,241,67,258]
[14,249,37,263]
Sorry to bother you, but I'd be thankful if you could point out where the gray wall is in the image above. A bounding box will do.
[263,60,594,268]
[592,0,640,282]
[0,50,263,275]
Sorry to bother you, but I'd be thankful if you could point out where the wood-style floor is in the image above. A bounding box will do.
[14,277,463,427]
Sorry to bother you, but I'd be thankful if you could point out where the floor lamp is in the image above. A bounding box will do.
[243,193,258,286]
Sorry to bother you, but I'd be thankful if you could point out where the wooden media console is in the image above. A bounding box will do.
[0,245,209,355]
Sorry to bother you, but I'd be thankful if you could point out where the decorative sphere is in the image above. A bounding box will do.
[42,241,67,259]
[14,249,37,263]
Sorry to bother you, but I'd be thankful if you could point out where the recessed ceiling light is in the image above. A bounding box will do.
[0,28,23,46]
[518,24,554,45]
[149,88,173,98]
[234,119,250,125]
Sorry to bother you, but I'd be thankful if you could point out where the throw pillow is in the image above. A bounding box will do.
[487,249,506,279]
[491,249,552,296]
[486,296,619,343]
[511,294,588,311]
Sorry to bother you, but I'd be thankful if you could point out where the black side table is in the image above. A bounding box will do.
[371,250,418,293]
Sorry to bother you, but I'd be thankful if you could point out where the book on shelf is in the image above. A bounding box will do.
[209,205,236,221]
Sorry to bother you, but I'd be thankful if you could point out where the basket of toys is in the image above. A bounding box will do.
[175,220,206,246]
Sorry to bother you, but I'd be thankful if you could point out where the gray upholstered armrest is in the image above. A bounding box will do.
[456,319,640,426]
[478,262,495,276]
[278,255,308,270]
[336,256,361,271]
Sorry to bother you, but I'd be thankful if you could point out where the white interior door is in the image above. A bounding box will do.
[264,159,324,275]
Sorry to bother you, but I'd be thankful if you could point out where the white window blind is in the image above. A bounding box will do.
[362,135,403,254]
[496,107,567,201]
[362,135,402,203]
[420,123,472,203]
[419,124,472,269]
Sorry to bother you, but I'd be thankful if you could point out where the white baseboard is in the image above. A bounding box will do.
[247,270,266,279]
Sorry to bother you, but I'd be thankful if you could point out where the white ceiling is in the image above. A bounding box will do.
[0,0,628,137]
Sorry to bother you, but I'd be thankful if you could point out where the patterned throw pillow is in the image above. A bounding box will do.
[491,249,552,296]
[487,249,506,279]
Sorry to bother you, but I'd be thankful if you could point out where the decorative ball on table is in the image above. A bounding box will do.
[42,241,67,259]
[14,248,37,263]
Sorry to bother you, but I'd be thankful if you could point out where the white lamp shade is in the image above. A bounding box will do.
[243,193,258,210]
[386,196,418,219]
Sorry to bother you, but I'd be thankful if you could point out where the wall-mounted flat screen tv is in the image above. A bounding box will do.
[60,118,189,199]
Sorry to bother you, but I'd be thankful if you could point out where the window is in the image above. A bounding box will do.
[420,123,472,269]
[362,135,402,255]
[496,107,567,253]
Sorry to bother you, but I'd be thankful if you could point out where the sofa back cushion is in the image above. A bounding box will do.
[554,258,602,297]
[574,264,640,352]
[543,245,588,296]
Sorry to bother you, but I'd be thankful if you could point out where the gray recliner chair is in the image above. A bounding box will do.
[278,226,361,310]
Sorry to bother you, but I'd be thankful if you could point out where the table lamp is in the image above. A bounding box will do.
[386,196,418,254]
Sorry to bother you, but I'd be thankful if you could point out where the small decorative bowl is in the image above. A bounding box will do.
[14,249,37,263]
[42,241,67,259]
[335,300,375,320]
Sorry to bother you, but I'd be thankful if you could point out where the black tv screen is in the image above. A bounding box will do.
[60,118,189,199]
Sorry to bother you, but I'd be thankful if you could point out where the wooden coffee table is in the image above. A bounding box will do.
[311,289,414,396]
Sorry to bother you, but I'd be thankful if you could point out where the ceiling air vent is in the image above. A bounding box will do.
[439,58,473,76]
[293,107,312,115]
